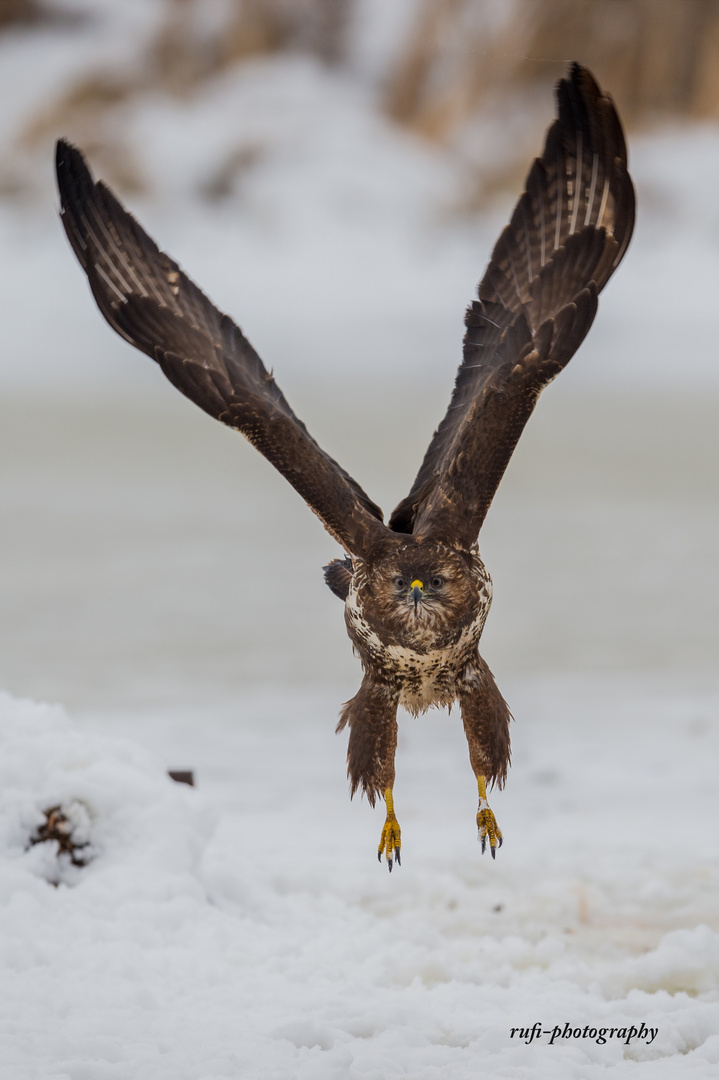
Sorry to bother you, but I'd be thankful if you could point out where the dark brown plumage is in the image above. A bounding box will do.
[389,64,634,544]
[56,63,634,870]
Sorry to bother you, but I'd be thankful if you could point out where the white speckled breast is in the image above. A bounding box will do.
[344,552,493,714]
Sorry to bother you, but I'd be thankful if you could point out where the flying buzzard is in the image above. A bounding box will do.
[56,63,634,870]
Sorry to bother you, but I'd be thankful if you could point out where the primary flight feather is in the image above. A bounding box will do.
[56,63,634,869]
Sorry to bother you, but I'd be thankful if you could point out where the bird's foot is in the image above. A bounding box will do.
[476,775,502,858]
[378,788,401,871]
[378,816,401,871]
[477,806,502,858]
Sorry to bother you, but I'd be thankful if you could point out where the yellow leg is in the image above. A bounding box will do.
[377,787,401,871]
[476,775,502,858]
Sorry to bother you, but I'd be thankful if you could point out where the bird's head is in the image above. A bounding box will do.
[359,540,491,648]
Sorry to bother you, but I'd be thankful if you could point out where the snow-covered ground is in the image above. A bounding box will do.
[2,678,718,1079]
[1,3,718,1076]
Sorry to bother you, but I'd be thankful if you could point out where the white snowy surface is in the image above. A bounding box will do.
[1,681,718,1079]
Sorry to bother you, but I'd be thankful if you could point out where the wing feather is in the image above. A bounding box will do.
[56,139,389,557]
[389,64,634,545]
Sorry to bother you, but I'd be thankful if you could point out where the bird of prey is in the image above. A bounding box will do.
[56,63,634,870]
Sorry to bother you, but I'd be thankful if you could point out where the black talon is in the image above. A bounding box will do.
[491,845,496,860]
[378,850,382,863]
[395,848,401,867]
[498,836,503,848]
[481,835,486,854]
[388,857,393,872]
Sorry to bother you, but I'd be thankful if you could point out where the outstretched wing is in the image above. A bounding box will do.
[56,139,389,557]
[389,64,635,547]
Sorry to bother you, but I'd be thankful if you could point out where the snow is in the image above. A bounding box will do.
[1,680,718,1078]
[0,3,718,1076]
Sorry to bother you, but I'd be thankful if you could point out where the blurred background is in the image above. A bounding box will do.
[0,0,717,713]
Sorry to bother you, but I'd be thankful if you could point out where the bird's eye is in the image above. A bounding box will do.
[393,576,405,590]
[431,575,445,589]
